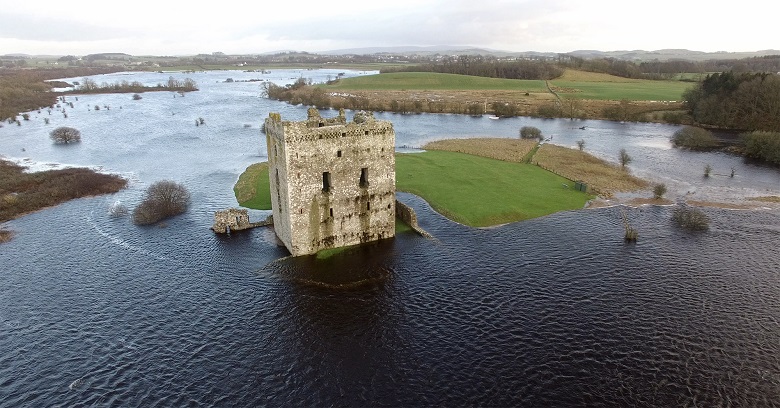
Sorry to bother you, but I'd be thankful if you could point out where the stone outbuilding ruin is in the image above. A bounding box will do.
[265,108,396,256]
[212,208,253,233]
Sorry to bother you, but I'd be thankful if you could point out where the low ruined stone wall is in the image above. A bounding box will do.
[395,199,432,238]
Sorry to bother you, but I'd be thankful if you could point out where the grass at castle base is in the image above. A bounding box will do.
[234,162,271,210]
[395,150,593,227]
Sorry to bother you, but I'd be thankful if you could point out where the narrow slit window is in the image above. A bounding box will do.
[367,201,371,211]
[322,172,331,192]
[329,208,334,217]
[359,167,368,187]
[337,150,342,157]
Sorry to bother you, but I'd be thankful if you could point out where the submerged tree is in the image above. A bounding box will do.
[132,180,191,225]
[519,126,543,140]
[49,126,81,144]
[671,126,717,150]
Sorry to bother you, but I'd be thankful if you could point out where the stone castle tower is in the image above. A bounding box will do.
[265,108,396,256]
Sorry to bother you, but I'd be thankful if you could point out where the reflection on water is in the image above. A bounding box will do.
[1,70,779,406]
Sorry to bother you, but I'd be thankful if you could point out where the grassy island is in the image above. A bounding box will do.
[395,150,592,226]
[233,138,656,227]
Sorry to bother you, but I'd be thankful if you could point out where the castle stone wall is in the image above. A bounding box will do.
[265,109,396,256]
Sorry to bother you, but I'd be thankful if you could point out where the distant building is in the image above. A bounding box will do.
[265,108,396,256]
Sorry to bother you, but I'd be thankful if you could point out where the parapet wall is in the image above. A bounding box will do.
[395,199,432,238]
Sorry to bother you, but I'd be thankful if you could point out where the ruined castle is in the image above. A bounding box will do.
[265,108,396,256]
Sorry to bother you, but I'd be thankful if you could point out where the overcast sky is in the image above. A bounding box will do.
[1,0,777,56]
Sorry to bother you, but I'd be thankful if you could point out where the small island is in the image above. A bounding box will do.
[234,137,649,227]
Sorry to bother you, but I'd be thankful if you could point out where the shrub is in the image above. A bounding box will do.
[671,126,717,150]
[132,93,142,100]
[742,131,780,166]
[519,126,543,140]
[132,180,191,225]
[50,126,81,144]
[704,164,712,177]
[653,183,667,199]
[672,205,709,231]
[619,148,632,169]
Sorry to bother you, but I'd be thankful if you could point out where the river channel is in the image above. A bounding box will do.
[1,69,779,407]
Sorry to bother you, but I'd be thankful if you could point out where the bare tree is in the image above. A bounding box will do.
[50,126,81,144]
[132,180,191,225]
[576,139,585,151]
[619,148,632,169]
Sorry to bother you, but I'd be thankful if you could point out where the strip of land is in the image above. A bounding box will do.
[297,69,692,122]
[0,159,127,224]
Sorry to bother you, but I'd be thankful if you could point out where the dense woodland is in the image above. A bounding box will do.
[682,72,780,131]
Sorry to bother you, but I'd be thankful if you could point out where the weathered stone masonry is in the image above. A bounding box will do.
[265,108,396,256]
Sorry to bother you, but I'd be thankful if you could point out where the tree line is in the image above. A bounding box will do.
[381,56,564,80]
[683,71,780,132]
[73,76,198,94]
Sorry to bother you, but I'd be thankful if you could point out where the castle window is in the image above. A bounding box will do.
[359,168,369,187]
[342,132,346,137]
[329,208,334,217]
[365,131,369,136]
[367,201,371,211]
[322,172,331,192]
[337,150,342,157]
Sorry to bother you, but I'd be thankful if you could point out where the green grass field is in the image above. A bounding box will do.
[550,80,691,101]
[550,69,693,101]
[324,72,549,92]
[395,151,592,226]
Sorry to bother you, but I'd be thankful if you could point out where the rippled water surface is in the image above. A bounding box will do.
[1,70,780,407]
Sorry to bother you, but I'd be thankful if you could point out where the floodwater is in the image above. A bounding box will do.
[1,69,779,407]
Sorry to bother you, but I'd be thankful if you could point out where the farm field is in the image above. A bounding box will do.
[549,69,693,101]
[324,72,549,92]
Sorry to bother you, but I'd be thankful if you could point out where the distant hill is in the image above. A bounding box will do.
[321,46,780,62]
[567,49,780,61]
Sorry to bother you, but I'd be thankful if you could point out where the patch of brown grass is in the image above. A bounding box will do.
[748,196,780,203]
[423,138,538,162]
[0,159,127,222]
[0,229,12,244]
[627,197,674,206]
[532,144,649,196]
[687,200,759,210]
